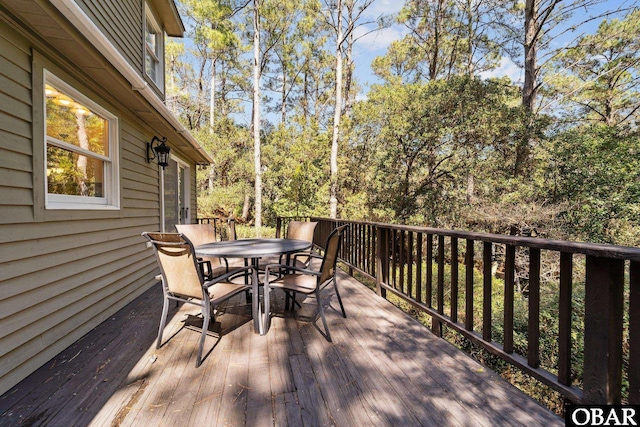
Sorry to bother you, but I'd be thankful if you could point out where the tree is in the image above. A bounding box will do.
[547,125,640,245]
[396,0,504,81]
[324,0,378,219]
[252,0,263,231]
[347,76,527,224]
[548,9,640,128]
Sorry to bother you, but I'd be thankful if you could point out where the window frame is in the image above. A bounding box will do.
[44,70,120,210]
[144,3,164,92]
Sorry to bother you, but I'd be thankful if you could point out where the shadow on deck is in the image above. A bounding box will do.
[0,270,562,426]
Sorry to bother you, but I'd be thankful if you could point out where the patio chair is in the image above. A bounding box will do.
[264,220,317,308]
[259,220,317,271]
[175,224,243,280]
[142,232,254,367]
[282,220,318,268]
[261,224,348,341]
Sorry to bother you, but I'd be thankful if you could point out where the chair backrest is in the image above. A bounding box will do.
[175,224,217,247]
[286,221,317,243]
[142,232,204,300]
[318,225,348,284]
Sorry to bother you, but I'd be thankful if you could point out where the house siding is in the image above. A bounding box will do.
[0,15,191,395]
[74,0,144,76]
[0,26,33,224]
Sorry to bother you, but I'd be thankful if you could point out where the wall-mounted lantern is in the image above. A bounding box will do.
[146,136,170,169]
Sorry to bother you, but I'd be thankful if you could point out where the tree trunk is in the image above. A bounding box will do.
[209,58,217,134]
[518,0,538,177]
[329,0,343,219]
[253,0,263,233]
[523,0,537,113]
[242,193,251,221]
[466,172,475,204]
[281,60,287,124]
[343,4,354,117]
[429,0,444,80]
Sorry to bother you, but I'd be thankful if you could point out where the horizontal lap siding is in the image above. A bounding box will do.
[76,0,143,73]
[0,22,163,395]
[0,30,33,223]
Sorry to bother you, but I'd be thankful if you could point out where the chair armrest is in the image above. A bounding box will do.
[293,252,322,262]
[264,263,321,279]
[197,259,212,279]
[203,266,254,287]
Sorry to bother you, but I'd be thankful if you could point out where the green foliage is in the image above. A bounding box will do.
[344,76,537,226]
[546,125,640,245]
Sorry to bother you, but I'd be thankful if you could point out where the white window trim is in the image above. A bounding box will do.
[144,3,165,92]
[44,70,120,210]
[173,155,191,225]
[161,155,190,231]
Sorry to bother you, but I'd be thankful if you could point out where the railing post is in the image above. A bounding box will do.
[630,261,640,404]
[376,226,388,298]
[558,252,573,386]
[582,256,624,404]
[276,217,282,238]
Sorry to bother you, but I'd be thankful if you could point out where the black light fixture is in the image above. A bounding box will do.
[147,136,170,169]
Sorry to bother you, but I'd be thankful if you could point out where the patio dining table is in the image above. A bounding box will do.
[195,238,312,334]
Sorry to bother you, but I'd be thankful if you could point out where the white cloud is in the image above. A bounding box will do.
[353,24,407,53]
[362,0,405,19]
[478,57,523,84]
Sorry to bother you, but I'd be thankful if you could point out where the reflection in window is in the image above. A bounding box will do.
[44,73,118,209]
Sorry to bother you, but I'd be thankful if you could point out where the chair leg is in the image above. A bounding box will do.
[260,282,271,335]
[316,289,332,342]
[333,277,347,318]
[157,296,170,349]
[197,302,210,367]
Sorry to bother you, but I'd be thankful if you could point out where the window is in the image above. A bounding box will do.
[145,4,164,90]
[44,72,119,209]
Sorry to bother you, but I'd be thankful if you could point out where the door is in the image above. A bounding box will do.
[163,157,190,232]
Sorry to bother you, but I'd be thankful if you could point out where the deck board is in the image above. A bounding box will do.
[0,270,563,426]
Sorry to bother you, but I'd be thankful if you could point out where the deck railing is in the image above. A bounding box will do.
[285,217,640,406]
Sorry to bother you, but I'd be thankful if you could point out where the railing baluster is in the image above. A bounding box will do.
[416,233,423,304]
[483,242,492,342]
[451,237,458,323]
[558,252,573,386]
[528,248,540,368]
[630,261,640,404]
[583,256,624,404]
[503,244,515,354]
[399,230,405,294]
[370,225,375,278]
[392,229,397,290]
[408,232,414,300]
[426,234,433,308]
[465,239,474,331]
[434,235,445,336]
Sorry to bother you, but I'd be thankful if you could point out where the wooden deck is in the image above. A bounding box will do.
[0,269,562,426]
